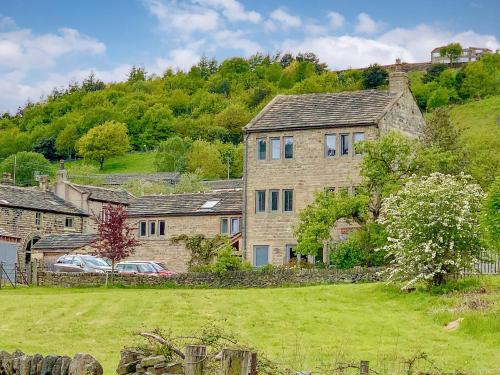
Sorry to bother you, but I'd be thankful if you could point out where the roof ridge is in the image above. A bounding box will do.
[244,94,284,131]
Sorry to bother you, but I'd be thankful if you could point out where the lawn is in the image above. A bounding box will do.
[0,279,498,374]
[65,152,157,174]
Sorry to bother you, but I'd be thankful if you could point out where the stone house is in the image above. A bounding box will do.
[0,183,88,268]
[126,190,242,272]
[32,233,97,268]
[431,46,492,64]
[242,70,425,267]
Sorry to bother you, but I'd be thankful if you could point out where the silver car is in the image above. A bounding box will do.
[53,254,112,273]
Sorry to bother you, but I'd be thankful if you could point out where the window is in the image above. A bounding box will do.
[255,190,266,213]
[231,218,240,234]
[271,138,280,160]
[159,220,166,236]
[35,212,42,226]
[283,189,293,212]
[325,134,337,157]
[284,136,293,159]
[139,221,147,237]
[65,217,73,228]
[325,187,335,195]
[353,132,365,155]
[270,190,279,212]
[340,134,349,156]
[257,138,267,160]
[149,221,156,236]
[220,218,229,234]
[254,245,269,267]
[201,200,219,209]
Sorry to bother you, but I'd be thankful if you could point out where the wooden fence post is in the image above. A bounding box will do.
[221,349,257,375]
[359,360,369,375]
[185,345,206,375]
[31,259,38,286]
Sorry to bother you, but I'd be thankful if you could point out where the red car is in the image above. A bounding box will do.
[115,261,176,276]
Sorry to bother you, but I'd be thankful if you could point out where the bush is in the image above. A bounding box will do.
[0,151,53,186]
[211,246,251,274]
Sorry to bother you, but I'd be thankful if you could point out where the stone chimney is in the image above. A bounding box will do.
[38,175,49,192]
[55,159,69,200]
[389,58,409,94]
[1,172,13,185]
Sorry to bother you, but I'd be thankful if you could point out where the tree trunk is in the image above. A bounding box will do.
[99,158,104,170]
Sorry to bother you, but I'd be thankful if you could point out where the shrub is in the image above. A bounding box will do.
[211,246,251,274]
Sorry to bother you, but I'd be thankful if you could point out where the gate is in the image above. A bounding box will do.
[0,241,17,285]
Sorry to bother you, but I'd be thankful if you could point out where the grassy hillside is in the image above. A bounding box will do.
[449,95,500,187]
[0,279,498,374]
[65,152,157,174]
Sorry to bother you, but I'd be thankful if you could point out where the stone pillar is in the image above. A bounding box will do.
[389,71,409,94]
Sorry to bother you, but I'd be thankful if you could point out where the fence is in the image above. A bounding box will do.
[0,262,31,288]
[466,252,500,275]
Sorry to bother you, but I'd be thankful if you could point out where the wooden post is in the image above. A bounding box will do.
[185,345,206,375]
[359,360,369,375]
[0,262,3,289]
[221,349,256,375]
[31,259,38,286]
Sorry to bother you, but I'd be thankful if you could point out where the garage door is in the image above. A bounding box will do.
[0,241,17,282]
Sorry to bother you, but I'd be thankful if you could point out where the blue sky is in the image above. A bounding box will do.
[1,0,499,112]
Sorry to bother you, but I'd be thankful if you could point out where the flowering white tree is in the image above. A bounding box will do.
[378,173,485,288]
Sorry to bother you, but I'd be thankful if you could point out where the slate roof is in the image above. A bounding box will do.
[203,179,243,191]
[32,233,97,251]
[127,190,242,217]
[69,183,135,205]
[244,90,400,132]
[0,185,87,216]
[102,172,180,186]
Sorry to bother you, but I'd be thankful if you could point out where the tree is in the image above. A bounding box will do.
[214,104,251,142]
[0,151,52,186]
[81,72,105,92]
[439,43,463,66]
[91,204,140,273]
[76,121,131,170]
[186,140,225,179]
[33,136,58,161]
[481,177,500,252]
[128,66,146,82]
[361,64,388,89]
[154,136,191,172]
[379,173,484,288]
[55,123,80,159]
[422,64,446,83]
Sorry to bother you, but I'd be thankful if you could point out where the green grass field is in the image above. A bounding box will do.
[65,152,157,174]
[0,279,498,374]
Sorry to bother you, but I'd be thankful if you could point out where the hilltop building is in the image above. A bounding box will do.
[431,46,492,64]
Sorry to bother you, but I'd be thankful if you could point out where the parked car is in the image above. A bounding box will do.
[115,261,176,276]
[53,254,112,273]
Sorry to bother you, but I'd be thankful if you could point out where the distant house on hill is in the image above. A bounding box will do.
[431,46,492,64]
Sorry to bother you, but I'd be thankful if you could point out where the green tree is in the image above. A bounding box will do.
[55,123,80,159]
[361,64,389,89]
[128,66,146,82]
[439,43,463,66]
[214,104,251,142]
[76,121,131,170]
[172,172,209,193]
[379,173,484,287]
[460,53,500,99]
[154,136,191,172]
[186,140,225,179]
[422,64,446,83]
[0,152,52,186]
[481,177,500,252]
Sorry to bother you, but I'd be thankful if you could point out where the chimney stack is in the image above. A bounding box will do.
[2,172,13,185]
[38,175,49,192]
[389,58,409,94]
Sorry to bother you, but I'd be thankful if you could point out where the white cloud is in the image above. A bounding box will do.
[305,23,327,35]
[355,12,384,34]
[269,8,301,29]
[327,12,345,30]
[195,0,261,23]
[213,30,261,55]
[0,15,16,30]
[152,48,201,73]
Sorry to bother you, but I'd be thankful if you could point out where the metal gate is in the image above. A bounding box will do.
[0,241,17,284]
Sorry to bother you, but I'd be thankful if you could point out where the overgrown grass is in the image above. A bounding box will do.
[0,278,498,374]
[65,152,157,174]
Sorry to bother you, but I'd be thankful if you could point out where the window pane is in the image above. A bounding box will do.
[283,190,293,212]
[220,218,228,234]
[139,221,147,237]
[353,132,365,155]
[256,191,266,212]
[231,218,240,234]
[257,138,266,160]
[325,134,336,157]
[284,136,293,159]
[149,221,156,236]
[159,221,166,236]
[270,190,279,212]
[271,138,280,160]
[254,246,269,267]
[340,134,349,155]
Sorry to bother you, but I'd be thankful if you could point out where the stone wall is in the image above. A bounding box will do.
[37,267,383,288]
[244,126,378,266]
[0,350,102,375]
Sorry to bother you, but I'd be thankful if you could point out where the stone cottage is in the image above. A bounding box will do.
[126,190,242,272]
[0,182,88,269]
[242,69,425,267]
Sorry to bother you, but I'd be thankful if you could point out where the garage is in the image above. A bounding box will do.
[0,229,20,285]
